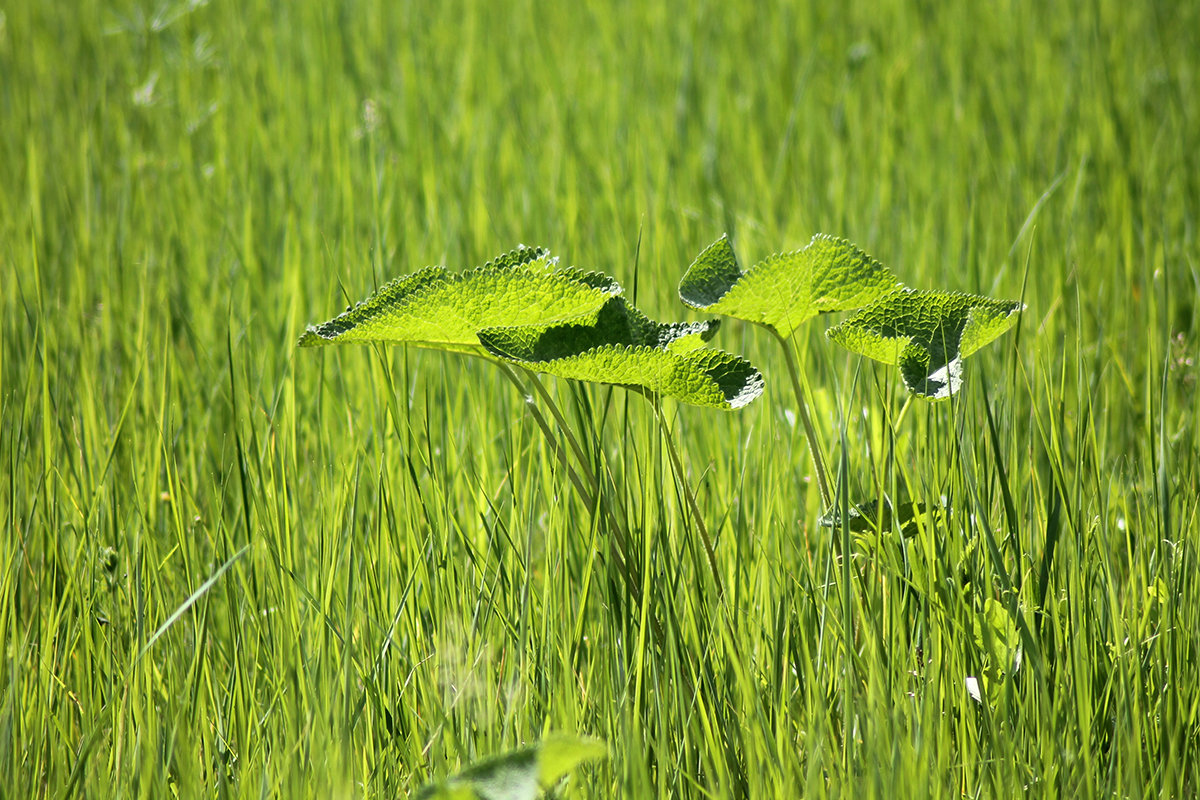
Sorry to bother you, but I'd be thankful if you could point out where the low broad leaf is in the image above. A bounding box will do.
[817,498,929,534]
[298,246,621,353]
[416,734,607,800]
[418,785,476,800]
[826,288,1023,399]
[972,597,1021,682]
[678,233,902,338]
[479,297,764,409]
[535,735,608,787]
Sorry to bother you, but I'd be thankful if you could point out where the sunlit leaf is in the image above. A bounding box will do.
[298,245,621,353]
[826,288,1023,399]
[817,498,930,534]
[972,597,1021,687]
[416,734,607,800]
[479,296,763,409]
[678,233,902,338]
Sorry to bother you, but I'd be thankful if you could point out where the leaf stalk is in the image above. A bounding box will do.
[653,398,724,596]
[771,328,834,510]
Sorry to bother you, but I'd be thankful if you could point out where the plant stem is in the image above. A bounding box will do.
[520,368,638,570]
[836,420,854,772]
[892,394,915,430]
[496,361,596,509]
[653,398,724,596]
[522,368,597,489]
[495,361,641,611]
[770,328,834,509]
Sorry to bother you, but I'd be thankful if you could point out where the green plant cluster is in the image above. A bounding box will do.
[677,233,1023,510]
[302,234,1022,517]
[301,235,1021,408]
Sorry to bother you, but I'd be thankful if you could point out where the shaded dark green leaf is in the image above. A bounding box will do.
[479,297,763,409]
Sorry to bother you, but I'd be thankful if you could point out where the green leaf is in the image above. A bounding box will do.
[972,597,1021,681]
[678,233,902,338]
[298,245,621,354]
[536,735,608,786]
[826,288,1023,399]
[416,734,607,800]
[479,296,763,409]
[817,498,930,534]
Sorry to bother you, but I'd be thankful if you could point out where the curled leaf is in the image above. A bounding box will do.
[479,297,763,409]
[826,288,1024,399]
[679,234,901,338]
[298,245,620,353]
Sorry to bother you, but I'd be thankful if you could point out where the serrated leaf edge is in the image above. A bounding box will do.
[298,249,624,347]
[679,232,900,320]
[825,287,1024,399]
[478,338,764,410]
[825,287,1025,359]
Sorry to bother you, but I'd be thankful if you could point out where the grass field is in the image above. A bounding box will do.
[3,0,1199,796]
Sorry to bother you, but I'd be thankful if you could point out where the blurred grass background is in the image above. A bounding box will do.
[2,0,1198,796]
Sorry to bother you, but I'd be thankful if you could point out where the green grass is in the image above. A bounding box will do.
[3,0,1199,796]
